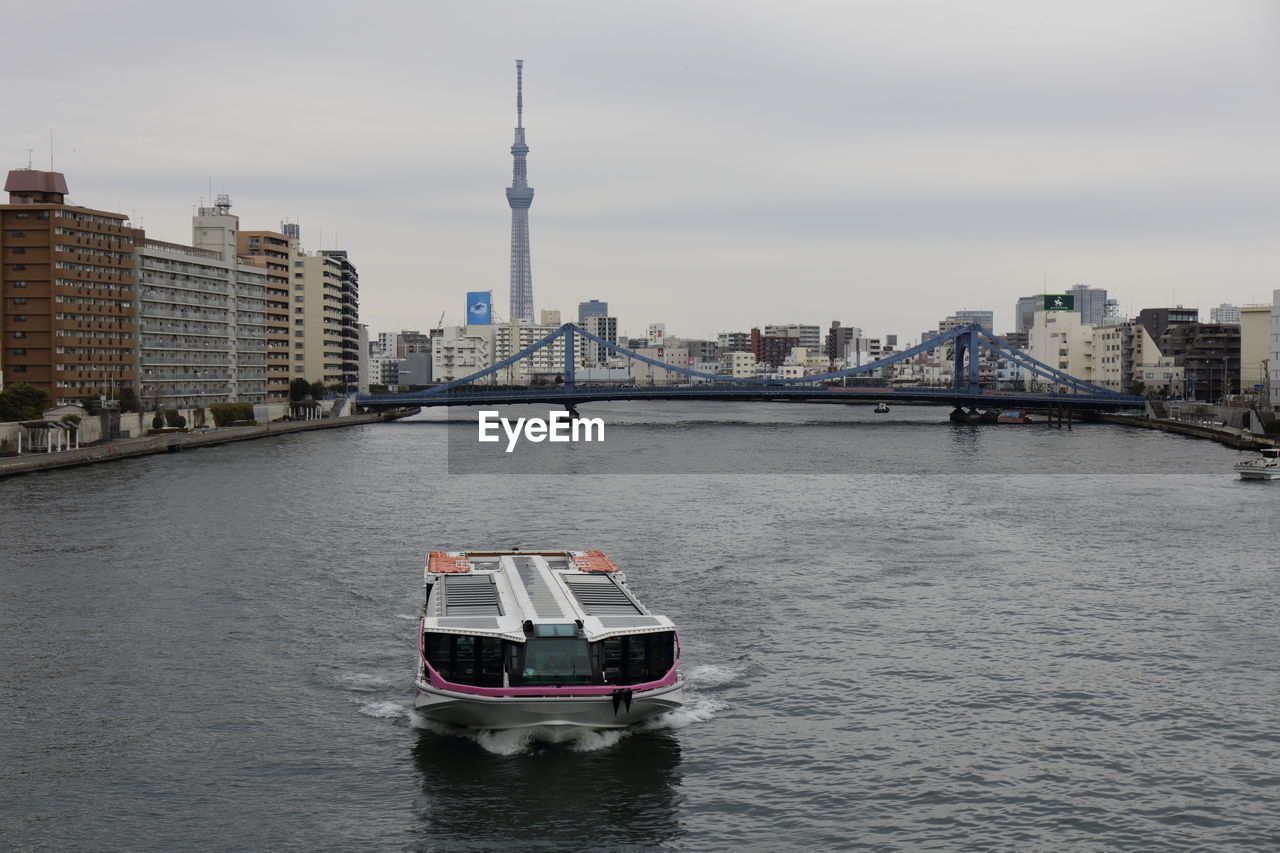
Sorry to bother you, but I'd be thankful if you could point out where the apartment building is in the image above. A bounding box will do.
[135,196,268,407]
[431,325,491,384]
[319,249,360,390]
[492,322,566,384]
[237,226,296,401]
[578,314,618,364]
[1238,304,1271,395]
[295,252,345,385]
[1,169,140,405]
[136,239,267,407]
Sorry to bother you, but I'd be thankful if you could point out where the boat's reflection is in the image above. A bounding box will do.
[410,726,684,850]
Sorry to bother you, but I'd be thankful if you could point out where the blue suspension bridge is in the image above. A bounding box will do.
[355,323,1144,416]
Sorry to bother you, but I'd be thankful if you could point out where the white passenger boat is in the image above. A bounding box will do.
[873,402,890,413]
[414,550,684,730]
[1234,447,1280,481]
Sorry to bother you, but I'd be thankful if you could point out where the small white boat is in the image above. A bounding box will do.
[1234,447,1280,481]
[873,402,890,413]
[414,550,684,730]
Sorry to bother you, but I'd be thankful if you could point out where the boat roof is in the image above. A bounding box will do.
[422,551,675,643]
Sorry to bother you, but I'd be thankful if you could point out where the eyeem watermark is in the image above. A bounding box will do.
[478,410,605,452]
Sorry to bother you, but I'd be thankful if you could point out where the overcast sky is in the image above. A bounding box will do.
[4,0,1277,342]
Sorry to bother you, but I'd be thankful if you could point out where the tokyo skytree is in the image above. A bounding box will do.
[506,59,535,324]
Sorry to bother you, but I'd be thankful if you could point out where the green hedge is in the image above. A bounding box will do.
[208,402,256,427]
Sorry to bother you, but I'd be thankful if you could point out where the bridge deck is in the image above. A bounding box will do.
[357,385,1143,413]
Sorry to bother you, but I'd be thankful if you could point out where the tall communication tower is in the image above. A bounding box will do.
[506,59,535,324]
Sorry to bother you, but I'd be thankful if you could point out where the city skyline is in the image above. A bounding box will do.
[3,1,1276,341]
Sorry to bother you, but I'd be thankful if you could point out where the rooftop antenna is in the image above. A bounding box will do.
[26,148,33,169]
[516,59,524,130]
[49,130,54,171]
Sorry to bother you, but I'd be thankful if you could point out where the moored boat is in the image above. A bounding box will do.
[414,550,684,729]
[1234,447,1280,481]
[873,402,890,413]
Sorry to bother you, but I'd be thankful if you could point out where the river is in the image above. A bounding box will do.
[2,402,1276,851]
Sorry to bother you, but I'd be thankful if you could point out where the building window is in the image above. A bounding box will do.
[13,315,27,321]
[295,307,304,314]
[11,230,25,237]
[12,281,26,287]
[12,348,26,355]
[248,238,260,249]
[15,212,29,219]
[13,264,25,270]
[12,297,27,304]
[13,331,26,338]
[13,365,27,372]
[294,295,304,302]
[12,247,26,254]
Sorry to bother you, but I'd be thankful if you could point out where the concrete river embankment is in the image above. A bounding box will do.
[0,409,417,478]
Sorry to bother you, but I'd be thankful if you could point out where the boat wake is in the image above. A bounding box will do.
[359,700,411,719]
[685,662,747,689]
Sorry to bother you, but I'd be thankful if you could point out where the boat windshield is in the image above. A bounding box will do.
[515,637,593,686]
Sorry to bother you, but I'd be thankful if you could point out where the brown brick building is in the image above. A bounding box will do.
[1,170,141,406]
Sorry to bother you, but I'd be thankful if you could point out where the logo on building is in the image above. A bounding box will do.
[466,291,492,325]
[1042,294,1075,311]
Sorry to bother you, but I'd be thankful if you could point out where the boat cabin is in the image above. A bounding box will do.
[420,551,677,689]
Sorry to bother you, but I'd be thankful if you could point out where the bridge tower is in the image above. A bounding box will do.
[952,325,981,394]
[506,60,535,324]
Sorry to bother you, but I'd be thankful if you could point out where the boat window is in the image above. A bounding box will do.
[423,633,504,687]
[599,631,675,685]
[511,637,593,686]
[533,623,577,637]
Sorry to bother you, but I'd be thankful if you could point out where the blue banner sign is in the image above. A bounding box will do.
[466,291,492,325]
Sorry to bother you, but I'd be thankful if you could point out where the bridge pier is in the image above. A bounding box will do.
[1047,407,1073,430]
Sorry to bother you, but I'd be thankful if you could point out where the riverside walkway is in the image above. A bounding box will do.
[0,409,416,478]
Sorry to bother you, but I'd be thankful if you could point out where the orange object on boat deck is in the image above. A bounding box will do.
[571,550,620,573]
[428,551,472,573]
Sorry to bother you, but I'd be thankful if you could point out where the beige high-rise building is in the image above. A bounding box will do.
[237,226,296,401]
[295,252,345,385]
[1238,304,1271,395]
